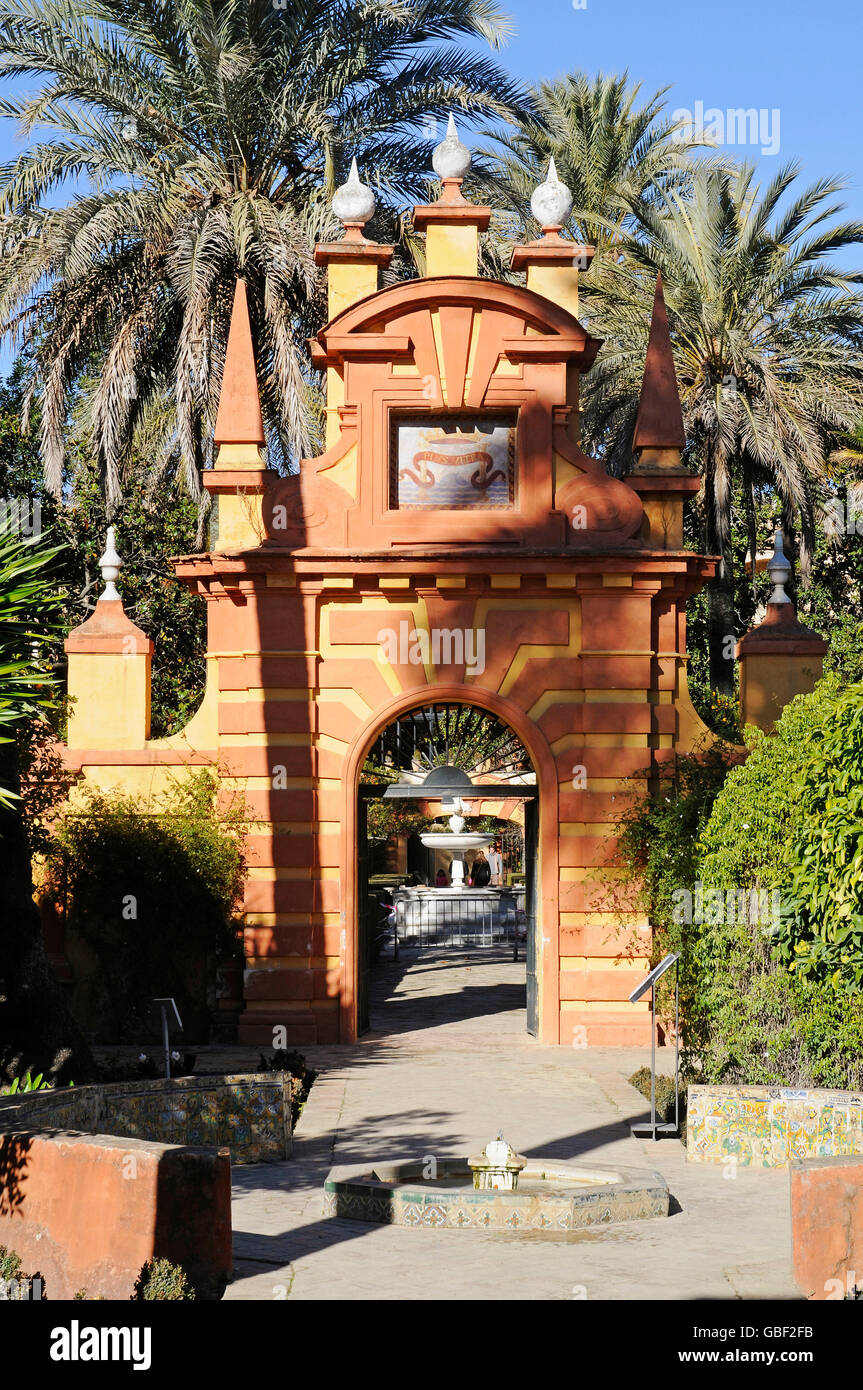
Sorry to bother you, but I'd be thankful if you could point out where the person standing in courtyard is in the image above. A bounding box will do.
[471,850,491,887]
[488,842,503,886]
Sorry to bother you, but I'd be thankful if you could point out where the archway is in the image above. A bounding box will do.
[355,701,539,1040]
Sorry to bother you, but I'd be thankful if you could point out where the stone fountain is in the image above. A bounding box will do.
[468,1133,526,1192]
[323,1129,670,1231]
[419,795,493,889]
[382,763,511,941]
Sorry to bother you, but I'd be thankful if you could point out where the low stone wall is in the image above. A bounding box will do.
[0,1073,291,1164]
[792,1156,863,1299]
[0,1129,231,1300]
[687,1084,863,1168]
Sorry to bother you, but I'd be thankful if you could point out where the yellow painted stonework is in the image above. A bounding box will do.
[425,221,478,278]
[328,259,379,321]
[214,490,266,552]
[740,652,825,732]
[67,651,151,750]
[215,442,265,472]
[525,263,579,319]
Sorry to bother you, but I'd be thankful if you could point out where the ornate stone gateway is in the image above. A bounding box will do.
[61,131,737,1048]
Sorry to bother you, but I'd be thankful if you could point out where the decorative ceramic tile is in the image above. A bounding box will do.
[0,1072,291,1164]
[687,1084,863,1169]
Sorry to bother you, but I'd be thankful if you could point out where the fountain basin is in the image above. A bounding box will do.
[323,1157,669,1230]
[419,833,494,849]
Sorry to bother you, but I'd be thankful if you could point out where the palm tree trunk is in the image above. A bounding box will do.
[704,454,737,697]
[708,575,737,696]
[0,739,96,1083]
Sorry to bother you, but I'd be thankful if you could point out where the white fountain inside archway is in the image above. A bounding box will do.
[380,760,523,944]
[419,796,493,889]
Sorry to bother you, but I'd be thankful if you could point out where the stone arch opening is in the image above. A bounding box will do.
[355,699,540,1040]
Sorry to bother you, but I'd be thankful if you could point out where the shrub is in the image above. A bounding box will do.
[700,675,843,896]
[612,742,735,1026]
[628,1067,686,1125]
[48,771,245,1042]
[689,906,863,1088]
[133,1258,195,1301]
[775,683,863,989]
[692,675,863,1087]
[614,677,863,1090]
[0,1246,41,1298]
[257,1049,317,1127]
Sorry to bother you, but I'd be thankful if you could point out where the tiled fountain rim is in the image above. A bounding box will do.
[324,1156,670,1230]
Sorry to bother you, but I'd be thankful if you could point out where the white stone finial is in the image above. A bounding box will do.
[99,526,122,602]
[530,156,573,229]
[432,114,472,180]
[332,157,376,227]
[768,528,792,604]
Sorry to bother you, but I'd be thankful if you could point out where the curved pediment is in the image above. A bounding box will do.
[310,276,602,385]
[263,270,642,553]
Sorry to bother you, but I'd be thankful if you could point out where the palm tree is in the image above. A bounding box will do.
[478,69,712,267]
[581,163,863,691]
[0,0,530,516]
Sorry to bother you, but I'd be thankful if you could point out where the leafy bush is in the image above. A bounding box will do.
[775,683,863,989]
[700,675,843,894]
[48,772,245,1041]
[628,1067,686,1125]
[612,742,735,1023]
[614,678,863,1089]
[257,1049,317,1127]
[691,676,863,1086]
[0,1246,40,1298]
[133,1258,195,1301]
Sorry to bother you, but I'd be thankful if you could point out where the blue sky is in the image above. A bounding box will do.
[488,0,862,238]
[0,0,860,374]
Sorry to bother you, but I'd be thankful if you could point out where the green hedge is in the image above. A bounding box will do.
[615,677,863,1089]
[48,772,245,1042]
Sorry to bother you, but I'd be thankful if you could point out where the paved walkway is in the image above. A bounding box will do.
[220,947,799,1301]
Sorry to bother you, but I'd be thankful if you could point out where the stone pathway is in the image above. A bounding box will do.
[221,947,799,1301]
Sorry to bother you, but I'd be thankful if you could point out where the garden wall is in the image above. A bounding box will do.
[0,1073,291,1164]
[0,1129,231,1300]
[687,1084,863,1168]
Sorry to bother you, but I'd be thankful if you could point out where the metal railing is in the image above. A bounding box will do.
[386,888,526,960]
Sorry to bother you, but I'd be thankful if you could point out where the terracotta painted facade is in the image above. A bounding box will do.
[61,186,734,1048]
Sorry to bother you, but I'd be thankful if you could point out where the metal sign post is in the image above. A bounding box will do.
[153,997,183,1079]
[628,953,680,1140]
